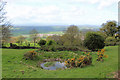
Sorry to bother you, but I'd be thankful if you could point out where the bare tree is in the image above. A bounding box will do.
[0,1,12,46]
[29,28,39,47]
[0,1,7,24]
[1,22,12,44]
[16,35,26,45]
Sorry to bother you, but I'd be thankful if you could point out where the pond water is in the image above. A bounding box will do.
[40,62,67,70]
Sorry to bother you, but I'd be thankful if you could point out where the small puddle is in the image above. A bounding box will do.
[41,62,67,70]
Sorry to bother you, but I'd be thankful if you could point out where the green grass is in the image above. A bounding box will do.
[2,46,118,78]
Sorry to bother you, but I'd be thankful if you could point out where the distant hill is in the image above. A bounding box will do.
[11,25,100,36]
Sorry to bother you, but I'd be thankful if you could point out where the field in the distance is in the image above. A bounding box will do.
[11,25,99,37]
[2,46,118,78]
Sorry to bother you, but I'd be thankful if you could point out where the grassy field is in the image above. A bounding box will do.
[2,46,118,78]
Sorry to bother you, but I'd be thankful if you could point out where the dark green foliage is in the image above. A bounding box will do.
[38,45,89,52]
[38,46,56,51]
[38,39,46,46]
[105,37,117,46]
[47,40,56,46]
[10,43,18,48]
[7,43,37,49]
[56,46,80,51]
[49,46,56,51]
[39,46,50,51]
[28,43,30,47]
[84,32,105,51]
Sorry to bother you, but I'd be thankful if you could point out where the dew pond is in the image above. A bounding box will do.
[40,61,67,70]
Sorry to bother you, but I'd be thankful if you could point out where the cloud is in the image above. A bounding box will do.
[97,0,119,9]
[5,1,88,25]
[4,0,118,25]
[70,0,119,9]
[5,4,60,23]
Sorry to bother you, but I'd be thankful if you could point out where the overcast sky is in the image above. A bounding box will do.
[4,0,119,26]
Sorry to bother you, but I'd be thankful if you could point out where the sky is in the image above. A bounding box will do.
[3,0,119,26]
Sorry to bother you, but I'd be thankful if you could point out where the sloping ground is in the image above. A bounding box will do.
[2,46,118,78]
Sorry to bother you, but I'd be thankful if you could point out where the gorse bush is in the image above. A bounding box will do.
[24,50,37,60]
[96,49,108,62]
[65,53,92,68]
[84,32,105,51]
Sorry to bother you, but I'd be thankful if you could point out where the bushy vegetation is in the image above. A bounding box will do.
[6,43,38,49]
[24,50,38,60]
[100,21,118,37]
[38,39,46,46]
[96,49,108,61]
[105,37,117,46]
[38,45,89,52]
[10,43,18,48]
[84,32,105,51]
[65,53,92,68]
[61,25,82,46]
[24,48,107,69]
[46,40,56,46]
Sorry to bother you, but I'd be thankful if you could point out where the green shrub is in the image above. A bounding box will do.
[38,46,49,51]
[24,50,37,60]
[47,40,56,46]
[116,42,120,45]
[105,37,117,46]
[38,45,89,52]
[38,39,46,46]
[84,32,105,51]
[49,45,56,51]
[39,45,56,51]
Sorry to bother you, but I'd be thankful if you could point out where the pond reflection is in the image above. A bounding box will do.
[41,62,67,70]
